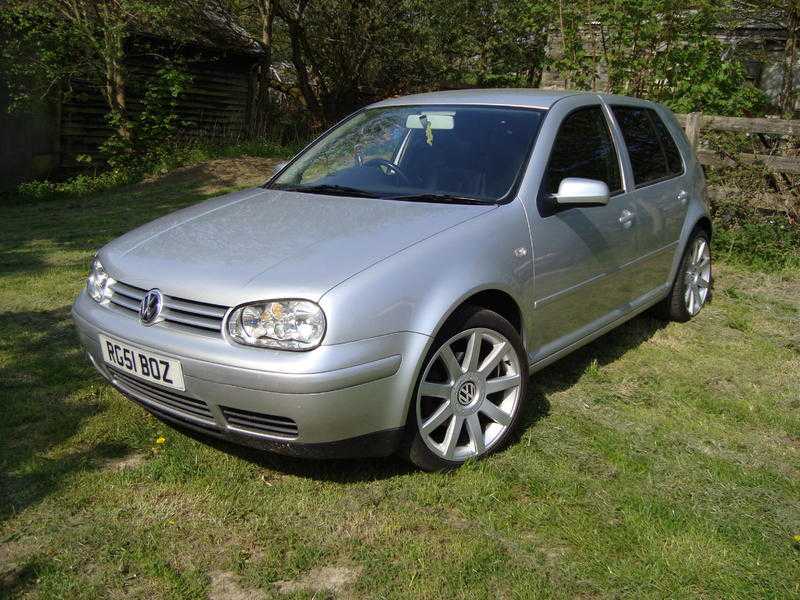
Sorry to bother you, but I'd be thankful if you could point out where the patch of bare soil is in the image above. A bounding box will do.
[208,570,262,600]
[274,566,363,596]
[0,539,33,589]
[104,453,147,471]
[143,157,281,195]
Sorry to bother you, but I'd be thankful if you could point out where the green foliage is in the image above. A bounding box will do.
[101,64,193,170]
[136,65,193,150]
[11,140,296,203]
[702,130,800,273]
[554,0,767,115]
[15,170,139,202]
[658,39,768,116]
[0,3,89,112]
[713,216,800,273]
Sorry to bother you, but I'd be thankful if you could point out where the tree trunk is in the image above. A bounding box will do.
[250,0,276,137]
[285,20,324,125]
[99,4,131,142]
[272,0,325,126]
[780,2,799,117]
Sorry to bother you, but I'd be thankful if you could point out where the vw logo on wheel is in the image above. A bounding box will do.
[139,289,163,325]
[457,381,477,406]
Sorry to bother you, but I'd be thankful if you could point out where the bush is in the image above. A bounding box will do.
[703,131,800,273]
[713,215,800,273]
[10,139,298,203]
[15,169,138,201]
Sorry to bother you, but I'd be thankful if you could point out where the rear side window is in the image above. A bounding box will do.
[611,106,683,186]
[544,106,622,196]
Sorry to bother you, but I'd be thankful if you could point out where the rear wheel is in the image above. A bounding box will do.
[402,307,528,471]
[657,228,712,322]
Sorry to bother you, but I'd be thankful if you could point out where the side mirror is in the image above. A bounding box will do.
[553,177,610,206]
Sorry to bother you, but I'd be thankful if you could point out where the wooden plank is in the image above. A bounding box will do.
[676,113,800,136]
[697,149,800,174]
[701,115,800,136]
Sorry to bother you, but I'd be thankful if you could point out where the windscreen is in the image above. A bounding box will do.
[273,105,544,203]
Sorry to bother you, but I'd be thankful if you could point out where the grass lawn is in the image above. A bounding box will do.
[1,158,799,599]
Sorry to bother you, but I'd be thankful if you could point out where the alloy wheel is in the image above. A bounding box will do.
[684,237,711,316]
[416,328,522,461]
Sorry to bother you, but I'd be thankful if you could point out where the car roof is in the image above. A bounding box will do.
[369,88,585,110]
[369,88,658,111]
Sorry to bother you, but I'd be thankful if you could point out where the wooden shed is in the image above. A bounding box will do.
[0,35,263,187]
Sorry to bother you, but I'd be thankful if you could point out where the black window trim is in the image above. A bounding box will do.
[609,104,686,191]
[537,103,626,217]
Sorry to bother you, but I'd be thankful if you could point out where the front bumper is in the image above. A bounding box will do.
[72,291,429,458]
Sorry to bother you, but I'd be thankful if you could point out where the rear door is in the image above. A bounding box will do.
[527,98,640,362]
[607,102,689,300]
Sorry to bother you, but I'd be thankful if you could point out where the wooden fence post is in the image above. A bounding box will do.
[685,111,702,151]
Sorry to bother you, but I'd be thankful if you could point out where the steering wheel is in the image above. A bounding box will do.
[362,158,411,186]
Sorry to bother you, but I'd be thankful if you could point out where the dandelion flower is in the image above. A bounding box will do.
[155,436,166,445]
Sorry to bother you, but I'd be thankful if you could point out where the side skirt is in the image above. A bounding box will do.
[528,286,669,374]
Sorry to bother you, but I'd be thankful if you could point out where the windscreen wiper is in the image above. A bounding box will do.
[385,193,490,205]
[281,184,380,198]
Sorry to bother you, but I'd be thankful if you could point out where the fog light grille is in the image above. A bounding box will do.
[109,366,215,424]
[220,406,298,438]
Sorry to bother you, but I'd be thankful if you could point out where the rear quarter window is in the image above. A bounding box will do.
[611,106,683,187]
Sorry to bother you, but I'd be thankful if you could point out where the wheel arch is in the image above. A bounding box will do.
[397,284,528,426]
[428,286,526,350]
[694,216,712,240]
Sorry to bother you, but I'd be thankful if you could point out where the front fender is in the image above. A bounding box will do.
[318,201,534,346]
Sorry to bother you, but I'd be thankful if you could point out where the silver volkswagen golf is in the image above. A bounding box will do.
[73,89,711,470]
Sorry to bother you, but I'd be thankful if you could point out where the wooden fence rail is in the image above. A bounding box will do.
[675,112,800,175]
[674,112,799,215]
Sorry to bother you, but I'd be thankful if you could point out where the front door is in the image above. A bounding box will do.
[527,100,640,363]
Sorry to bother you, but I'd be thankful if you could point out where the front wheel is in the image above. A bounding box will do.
[402,307,528,471]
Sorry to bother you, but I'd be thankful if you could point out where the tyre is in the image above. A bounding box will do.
[402,306,528,471]
[656,227,712,322]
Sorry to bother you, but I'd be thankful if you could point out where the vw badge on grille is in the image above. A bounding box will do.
[139,289,163,324]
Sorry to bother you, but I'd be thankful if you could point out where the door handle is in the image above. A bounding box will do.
[619,209,634,228]
[677,190,689,205]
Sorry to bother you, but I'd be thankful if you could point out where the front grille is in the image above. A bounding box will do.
[221,406,299,438]
[108,366,217,426]
[109,281,228,335]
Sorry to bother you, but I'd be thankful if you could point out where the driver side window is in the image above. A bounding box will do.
[543,106,622,196]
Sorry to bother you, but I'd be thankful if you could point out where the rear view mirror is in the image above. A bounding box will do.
[553,177,609,206]
[406,113,454,130]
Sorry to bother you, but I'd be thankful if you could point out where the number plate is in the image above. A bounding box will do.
[99,335,185,391]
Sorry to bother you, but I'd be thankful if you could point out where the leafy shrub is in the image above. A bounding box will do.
[15,170,137,202]
[101,64,193,172]
[703,131,800,273]
[713,216,800,273]
[10,140,297,203]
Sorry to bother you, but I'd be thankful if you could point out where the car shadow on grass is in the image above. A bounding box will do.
[522,312,668,422]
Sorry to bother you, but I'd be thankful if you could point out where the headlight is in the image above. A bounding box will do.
[87,257,111,302]
[227,300,326,350]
